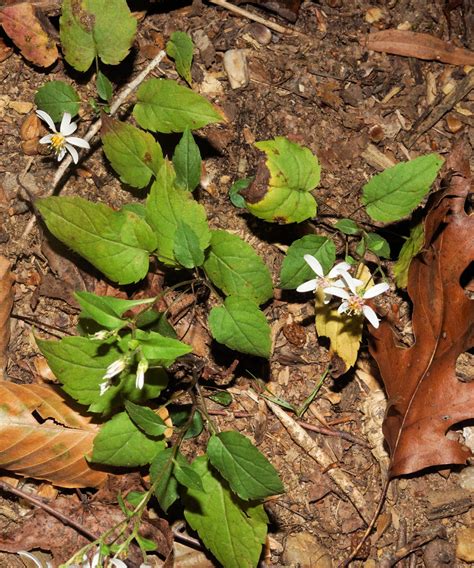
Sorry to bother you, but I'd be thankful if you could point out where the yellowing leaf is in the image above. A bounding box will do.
[0,381,107,488]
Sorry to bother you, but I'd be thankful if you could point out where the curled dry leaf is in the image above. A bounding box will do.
[365,30,474,66]
[0,256,14,379]
[0,382,107,488]
[370,143,474,477]
[0,2,58,67]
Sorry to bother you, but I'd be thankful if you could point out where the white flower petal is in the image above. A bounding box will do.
[65,143,79,164]
[90,551,100,568]
[39,134,54,144]
[362,305,380,328]
[296,279,318,293]
[323,286,350,300]
[341,273,363,294]
[18,552,44,568]
[36,109,57,131]
[303,254,324,277]
[62,120,78,136]
[57,147,67,161]
[338,301,349,314]
[60,112,73,134]
[66,136,90,149]
[110,560,128,568]
[327,262,351,278]
[363,282,390,299]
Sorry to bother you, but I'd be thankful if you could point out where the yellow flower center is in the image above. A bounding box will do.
[345,295,365,315]
[50,133,66,153]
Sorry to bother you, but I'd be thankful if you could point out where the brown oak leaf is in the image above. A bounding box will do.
[369,143,474,477]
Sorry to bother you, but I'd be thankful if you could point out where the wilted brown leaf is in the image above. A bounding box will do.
[370,144,474,477]
[0,3,58,67]
[0,382,107,487]
[365,30,474,66]
[0,256,14,379]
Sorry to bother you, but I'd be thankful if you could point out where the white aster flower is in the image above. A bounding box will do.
[99,379,111,396]
[325,273,390,329]
[135,359,148,390]
[36,110,90,163]
[296,255,352,303]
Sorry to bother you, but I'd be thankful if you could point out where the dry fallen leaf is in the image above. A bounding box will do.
[0,382,107,488]
[365,30,474,66]
[0,256,14,379]
[0,3,58,67]
[370,143,474,477]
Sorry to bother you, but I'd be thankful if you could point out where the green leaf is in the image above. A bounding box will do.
[334,218,360,236]
[242,137,320,223]
[75,291,155,330]
[183,456,268,568]
[96,70,113,102]
[362,154,444,222]
[37,336,168,414]
[150,448,179,512]
[60,0,137,72]
[174,463,204,492]
[135,329,192,366]
[173,128,202,191]
[203,230,273,305]
[134,78,224,133]
[145,161,210,266]
[365,233,391,259]
[34,81,80,123]
[171,406,204,439]
[207,431,284,500]
[173,221,205,268]
[208,391,233,406]
[92,411,165,467]
[208,296,271,358]
[166,31,193,85]
[101,115,163,189]
[279,235,336,289]
[125,400,168,437]
[229,178,252,208]
[125,491,146,508]
[135,535,157,552]
[393,222,424,288]
[136,310,177,339]
[36,196,157,285]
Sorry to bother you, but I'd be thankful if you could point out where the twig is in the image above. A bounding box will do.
[247,391,372,523]
[379,525,447,568]
[0,480,98,542]
[207,0,294,35]
[297,420,371,447]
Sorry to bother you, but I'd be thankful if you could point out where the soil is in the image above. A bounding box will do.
[0,1,473,567]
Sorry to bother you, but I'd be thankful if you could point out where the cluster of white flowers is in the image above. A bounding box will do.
[297,254,389,329]
[99,356,148,396]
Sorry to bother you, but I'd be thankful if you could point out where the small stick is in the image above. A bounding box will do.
[297,420,371,447]
[0,480,98,542]
[379,525,447,568]
[208,0,293,35]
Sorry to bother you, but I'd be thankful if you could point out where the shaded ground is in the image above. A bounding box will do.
[0,0,473,566]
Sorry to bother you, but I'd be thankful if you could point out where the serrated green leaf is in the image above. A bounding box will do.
[125,400,168,437]
[207,431,284,500]
[34,81,80,123]
[393,222,424,288]
[37,336,168,414]
[279,235,336,289]
[203,230,273,305]
[173,220,205,268]
[184,456,268,568]
[36,196,157,285]
[166,31,193,85]
[134,78,224,133]
[171,406,204,439]
[150,448,178,512]
[208,391,233,406]
[135,329,192,366]
[96,70,113,102]
[208,296,271,358]
[174,463,204,492]
[365,232,391,259]
[92,411,165,467]
[362,154,444,222]
[145,161,210,266]
[334,218,360,235]
[60,0,137,72]
[101,115,163,189]
[173,128,202,191]
[229,178,252,208]
[242,137,320,223]
[75,291,155,330]
[136,310,177,339]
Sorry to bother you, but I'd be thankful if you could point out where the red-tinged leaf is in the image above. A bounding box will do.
[370,143,474,477]
[365,30,474,66]
[0,3,58,67]
[0,381,107,487]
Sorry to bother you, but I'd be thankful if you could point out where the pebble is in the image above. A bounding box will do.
[248,23,272,46]
[459,466,474,491]
[223,49,249,89]
[283,532,333,567]
[9,100,33,114]
[456,527,474,562]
